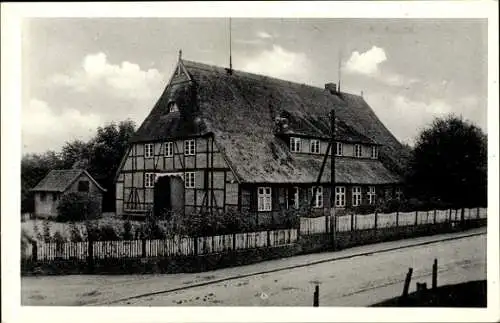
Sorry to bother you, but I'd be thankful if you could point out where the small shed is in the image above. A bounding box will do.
[31,169,106,218]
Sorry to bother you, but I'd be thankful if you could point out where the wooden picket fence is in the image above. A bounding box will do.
[23,229,298,262]
[299,207,487,235]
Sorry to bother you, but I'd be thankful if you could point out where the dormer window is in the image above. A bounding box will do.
[371,146,378,159]
[168,102,179,113]
[310,140,320,154]
[354,144,362,158]
[334,142,343,156]
[290,137,301,153]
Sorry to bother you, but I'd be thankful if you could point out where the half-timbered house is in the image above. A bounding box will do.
[115,54,406,220]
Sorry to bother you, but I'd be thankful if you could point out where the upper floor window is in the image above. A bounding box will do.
[258,187,272,211]
[335,186,346,207]
[168,102,179,113]
[185,172,195,188]
[335,142,343,156]
[184,140,196,156]
[290,137,301,153]
[367,186,376,205]
[352,186,362,206]
[145,143,154,158]
[40,192,47,202]
[165,142,173,157]
[78,180,90,192]
[145,173,156,188]
[310,139,320,154]
[310,186,323,208]
[371,146,378,159]
[354,144,362,158]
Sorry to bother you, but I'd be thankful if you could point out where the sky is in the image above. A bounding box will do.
[22,18,488,154]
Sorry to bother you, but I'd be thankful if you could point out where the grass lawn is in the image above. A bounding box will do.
[372,280,487,307]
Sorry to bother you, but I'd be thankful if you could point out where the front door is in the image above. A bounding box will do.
[154,176,171,217]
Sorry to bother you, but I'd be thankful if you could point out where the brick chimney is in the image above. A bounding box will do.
[325,83,337,95]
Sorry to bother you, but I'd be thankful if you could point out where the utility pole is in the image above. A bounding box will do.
[330,110,336,249]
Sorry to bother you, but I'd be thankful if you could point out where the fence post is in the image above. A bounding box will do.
[449,208,452,223]
[32,241,38,262]
[402,267,413,298]
[432,259,438,290]
[87,239,94,272]
[313,285,319,307]
[233,233,237,250]
[351,213,354,231]
[141,239,146,258]
[267,230,271,247]
[396,210,399,227]
[461,208,465,225]
[374,211,378,230]
[433,209,437,224]
[194,236,198,255]
[415,210,418,226]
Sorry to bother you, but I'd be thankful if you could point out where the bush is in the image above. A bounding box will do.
[98,224,120,241]
[122,220,133,240]
[69,222,83,242]
[53,231,66,243]
[56,192,101,222]
[42,220,51,242]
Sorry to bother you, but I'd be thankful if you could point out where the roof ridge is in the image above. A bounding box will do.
[181,58,357,97]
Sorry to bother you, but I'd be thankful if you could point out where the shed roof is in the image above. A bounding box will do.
[31,169,107,192]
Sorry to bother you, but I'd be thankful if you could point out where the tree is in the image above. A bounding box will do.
[406,115,487,208]
[87,120,136,211]
[21,151,64,213]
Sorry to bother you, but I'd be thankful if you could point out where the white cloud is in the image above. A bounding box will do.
[49,52,164,100]
[22,99,102,153]
[365,93,456,145]
[257,31,272,39]
[242,45,311,83]
[345,46,387,75]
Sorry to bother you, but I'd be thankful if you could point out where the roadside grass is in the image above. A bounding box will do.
[372,280,486,307]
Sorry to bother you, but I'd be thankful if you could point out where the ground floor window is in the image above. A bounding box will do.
[335,186,346,207]
[145,173,156,188]
[352,186,362,206]
[258,187,272,211]
[185,172,195,188]
[310,186,323,208]
[395,187,403,200]
[368,186,376,205]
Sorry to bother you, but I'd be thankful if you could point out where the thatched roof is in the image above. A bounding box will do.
[129,58,406,185]
[31,169,106,192]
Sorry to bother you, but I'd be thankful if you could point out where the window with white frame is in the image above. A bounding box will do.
[335,186,346,207]
[165,142,173,157]
[145,143,154,158]
[168,102,179,113]
[354,144,362,158]
[311,186,323,208]
[145,173,156,188]
[352,186,362,206]
[310,139,320,154]
[290,137,301,153]
[371,146,378,159]
[335,142,343,156]
[367,186,376,205]
[184,139,196,156]
[395,187,403,200]
[185,172,195,188]
[258,187,272,211]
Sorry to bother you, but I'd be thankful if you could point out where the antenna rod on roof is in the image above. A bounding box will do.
[337,49,342,93]
[229,17,233,73]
